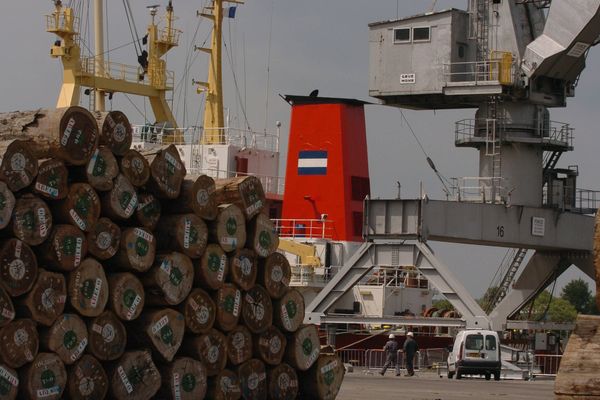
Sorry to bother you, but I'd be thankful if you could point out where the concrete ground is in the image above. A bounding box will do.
[337,371,554,400]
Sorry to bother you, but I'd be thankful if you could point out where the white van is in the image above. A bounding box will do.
[447,329,501,380]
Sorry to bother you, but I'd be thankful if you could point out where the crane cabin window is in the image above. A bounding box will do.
[394,28,411,43]
[413,27,431,42]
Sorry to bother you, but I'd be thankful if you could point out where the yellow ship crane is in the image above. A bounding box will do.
[278,240,322,269]
[47,0,181,141]
[195,0,244,145]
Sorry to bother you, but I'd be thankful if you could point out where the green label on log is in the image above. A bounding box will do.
[75,194,91,217]
[123,289,137,308]
[161,325,174,345]
[302,338,313,356]
[324,370,335,386]
[92,155,107,177]
[63,236,77,256]
[119,192,133,211]
[259,231,271,249]
[64,330,78,350]
[135,238,149,257]
[208,254,220,272]
[128,366,142,385]
[141,200,159,218]
[0,376,10,395]
[286,301,297,319]
[170,267,183,287]
[189,226,199,245]
[41,369,56,388]
[81,279,95,299]
[224,295,235,314]
[48,171,60,189]
[22,211,34,231]
[182,373,196,393]
[226,217,237,235]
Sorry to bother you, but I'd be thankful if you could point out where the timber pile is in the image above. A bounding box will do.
[0,107,344,400]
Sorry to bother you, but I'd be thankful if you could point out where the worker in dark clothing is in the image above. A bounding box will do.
[380,334,400,376]
[403,331,419,376]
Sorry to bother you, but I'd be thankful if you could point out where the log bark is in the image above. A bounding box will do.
[10,194,52,246]
[253,326,286,366]
[285,324,321,372]
[40,313,88,365]
[87,311,127,362]
[86,217,121,260]
[0,140,38,192]
[229,249,258,291]
[215,176,266,220]
[299,353,345,400]
[107,273,145,321]
[68,258,109,317]
[183,329,228,377]
[0,238,38,297]
[214,284,242,332]
[33,158,69,200]
[94,110,132,156]
[0,182,15,230]
[195,244,228,291]
[236,358,267,400]
[17,269,66,326]
[108,350,161,400]
[156,214,208,259]
[0,319,39,369]
[267,363,299,400]
[180,288,216,335]
[133,192,161,231]
[110,227,156,273]
[555,315,600,398]
[141,252,194,306]
[246,213,279,258]
[169,175,218,220]
[242,285,273,334]
[0,107,99,166]
[67,354,109,400]
[19,352,67,400]
[210,204,246,253]
[51,183,100,232]
[76,146,119,192]
[119,149,150,187]
[258,252,291,300]
[36,224,87,272]
[158,357,208,400]
[0,288,14,328]
[143,144,186,199]
[273,289,305,333]
[0,363,18,400]
[100,174,138,220]
[127,308,185,363]
[207,369,242,400]
[226,325,253,366]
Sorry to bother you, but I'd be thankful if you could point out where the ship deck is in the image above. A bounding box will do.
[337,370,554,400]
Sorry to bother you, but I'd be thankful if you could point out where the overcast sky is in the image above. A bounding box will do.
[1,0,598,299]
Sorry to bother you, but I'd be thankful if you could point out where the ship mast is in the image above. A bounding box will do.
[196,0,244,145]
[94,0,106,111]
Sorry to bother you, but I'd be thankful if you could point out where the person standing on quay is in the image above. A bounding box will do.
[380,334,400,376]
[403,331,419,376]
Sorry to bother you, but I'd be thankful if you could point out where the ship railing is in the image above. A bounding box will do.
[541,186,600,214]
[443,54,516,86]
[272,219,334,240]
[336,349,368,368]
[527,353,562,379]
[46,12,80,35]
[158,27,182,47]
[365,349,422,373]
[448,177,507,204]
[455,119,573,149]
[360,267,429,289]
[131,125,279,153]
[79,58,175,90]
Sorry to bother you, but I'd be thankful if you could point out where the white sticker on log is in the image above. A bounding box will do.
[35,182,59,198]
[321,360,338,374]
[90,278,103,308]
[160,258,172,276]
[124,193,138,216]
[86,149,100,175]
[183,218,191,249]
[207,345,219,364]
[38,208,48,237]
[281,305,292,330]
[118,365,134,394]
[173,372,182,400]
[271,265,283,283]
[1,308,15,320]
[152,315,170,335]
[133,228,153,242]
[10,153,26,172]
[8,259,25,281]
[196,189,209,207]
[125,295,142,320]
[61,117,76,146]
[97,231,112,250]
[13,329,28,346]
[233,291,241,317]
[164,152,182,171]
[0,366,18,387]
[70,209,87,230]
[37,386,61,398]
[307,348,320,369]
[70,337,88,362]
[14,240,22,259]
[217,256,226,282]
[74,237,83,268]
[246,200,263,217]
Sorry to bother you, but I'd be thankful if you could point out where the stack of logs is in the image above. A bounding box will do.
[0,107,344,400]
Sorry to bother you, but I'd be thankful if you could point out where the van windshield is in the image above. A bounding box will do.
[486,335,497,350]
[465,334,484,350]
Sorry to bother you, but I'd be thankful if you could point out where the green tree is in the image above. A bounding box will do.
[519,291,577,322]
[561,279,593,314]
[478,286,500,312]
[432,299,454,311]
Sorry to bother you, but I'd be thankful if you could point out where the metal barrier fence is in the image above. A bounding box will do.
[530,354,562,379]
[364,349,422,373]
[336,349,367,367]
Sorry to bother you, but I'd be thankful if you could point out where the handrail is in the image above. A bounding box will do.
[443,55,516,86]
[272,219,334,239]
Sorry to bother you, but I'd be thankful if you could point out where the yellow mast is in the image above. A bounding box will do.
[47,0,181,141]
[196,0,244,145]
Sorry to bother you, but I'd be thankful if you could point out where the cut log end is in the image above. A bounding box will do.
[211,204,246,253]
[37,224,87,272]
[226,326,253,366]
[196,244,229,291]
[95,111,133,156]
[183,329,227,377]
[0,319,39,369]
[112,228,156,273]
[215,176,266,220]
[146,145,187,199]
[237,359,267,400]
[285,325,321,372]
[130,308,185,363]
[242,285,273,334]
[107,273,145,322]
[86,217,121,260]
[101,174,138,220]
[159,357,208,400]
[0,140,38,192]
[68,258,109,317]
[214,284,242,332]
[300,353,345,400]
[67,354,109,400]
[156,214,208,259]
[181,288,216,335]
[0,239,38,298]
[53,183,100,233]
[84,147,119,192]
[18,269,66,327]
[253,326,286,366]
[0,363,18,400]
[258,252,292,300]
[229,249,257,291]
[274,288,305,333]
[11,194,52,246]
[143,252,194,306]
[207,369,242,400]
[40,313,88,365]
[0,288,15,328]
[109,350,161,400]
[119,149,150,187]
[134,193,161,231]
[34,159,69,200]
[88,311,127,362]
[0,182,15,230]
[20,352,67,400]
[247,213,279,258]
[268,363,299,400]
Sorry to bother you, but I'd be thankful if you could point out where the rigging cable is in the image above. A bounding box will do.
[263,0,275,133]
[398,110,453,196]
[225,16,252,130]
[122,0,143,58]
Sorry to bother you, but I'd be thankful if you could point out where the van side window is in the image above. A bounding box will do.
[465,335,484,350]
[485,335,497,350]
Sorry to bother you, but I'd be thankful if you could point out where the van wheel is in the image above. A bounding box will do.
[456,369,462,380]
[447,371,454,379]
[485,373,491,381]
[493,371,500,381]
